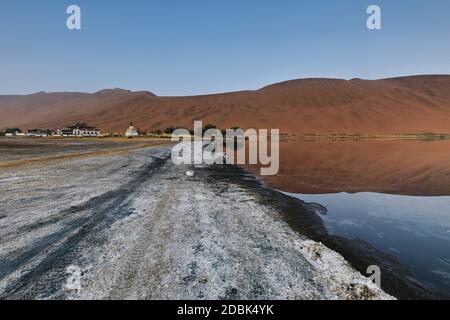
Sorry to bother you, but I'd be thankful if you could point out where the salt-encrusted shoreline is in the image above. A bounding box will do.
[214,164,441,300]
[0,145,394,299]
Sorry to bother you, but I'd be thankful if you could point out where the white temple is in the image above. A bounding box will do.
[125,122,139,137]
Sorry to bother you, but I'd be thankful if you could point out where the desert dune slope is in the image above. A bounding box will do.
[1,75,449,134]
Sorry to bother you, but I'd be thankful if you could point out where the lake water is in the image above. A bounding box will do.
[246,139,450,296]
[285,192,450,294]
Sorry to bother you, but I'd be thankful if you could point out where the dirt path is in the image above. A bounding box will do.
[107,183,175,300]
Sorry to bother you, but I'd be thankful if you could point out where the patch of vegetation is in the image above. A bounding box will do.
[5,128,22,134]
[402,132,450,141]
[163,127,177,135]
[203,124,217,134]
[144,125,247,141]
[300,132,450,141]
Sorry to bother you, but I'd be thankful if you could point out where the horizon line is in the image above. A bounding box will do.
[1,73,449,98]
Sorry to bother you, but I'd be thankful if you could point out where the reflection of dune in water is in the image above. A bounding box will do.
[247,139,450,196]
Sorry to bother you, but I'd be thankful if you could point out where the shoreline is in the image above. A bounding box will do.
[0,144,393,300]
[217,164,445,300]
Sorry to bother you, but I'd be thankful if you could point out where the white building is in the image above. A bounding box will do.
[125,122,139,137]
[26,129,51,137]
[57,123,101,137]
[4,129,24,137]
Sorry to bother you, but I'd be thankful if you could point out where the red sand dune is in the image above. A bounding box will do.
[1,75,450,134]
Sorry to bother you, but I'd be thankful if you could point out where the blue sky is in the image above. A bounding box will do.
[0,0,449,95]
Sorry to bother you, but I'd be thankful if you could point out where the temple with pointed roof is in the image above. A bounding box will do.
[125,122,139,137]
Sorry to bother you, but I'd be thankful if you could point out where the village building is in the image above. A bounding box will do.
[57,123,101,137]
[125,122,139,137]
[26,129,52,137]
[57,128,75,137]
[4,128,24,137]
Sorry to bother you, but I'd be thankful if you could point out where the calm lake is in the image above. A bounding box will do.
[248,139,450,296]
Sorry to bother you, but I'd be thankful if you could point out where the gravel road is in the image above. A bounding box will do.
[0,145,391,300]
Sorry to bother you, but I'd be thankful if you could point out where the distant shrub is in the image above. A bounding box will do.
[222,126,243,138]
[174,127,194,135]
[5,127,22,134]
[150,129,163,135]
[203,124,217,134]
[164,127,176,134]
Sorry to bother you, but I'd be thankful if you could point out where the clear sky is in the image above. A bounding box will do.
[0,0,449,96]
